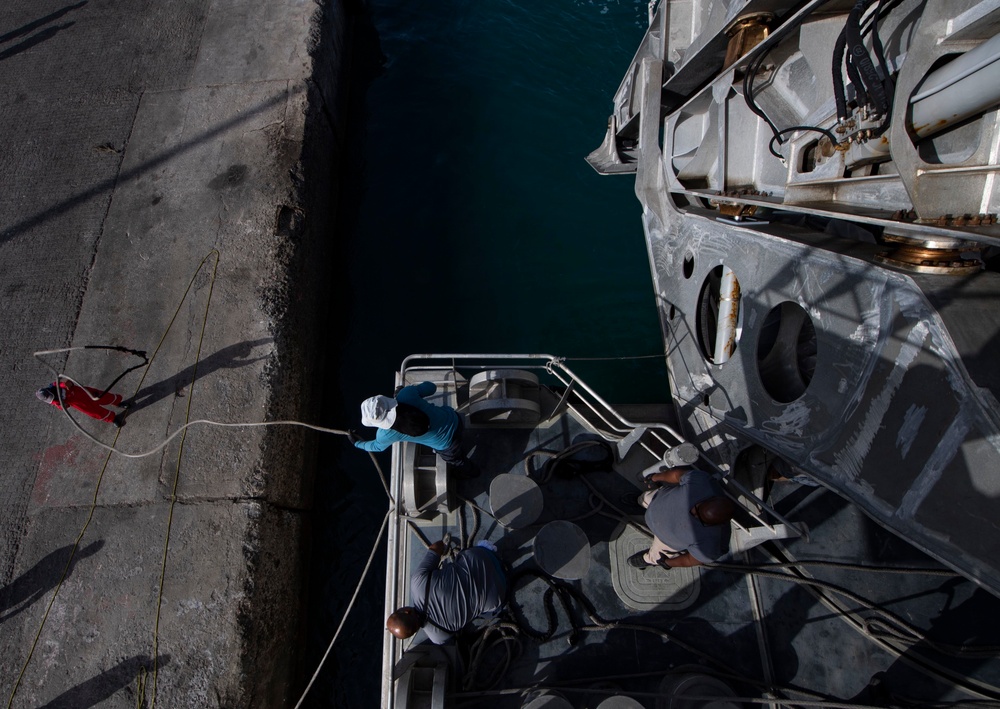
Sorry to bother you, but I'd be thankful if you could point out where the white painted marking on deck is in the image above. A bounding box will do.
[834,321,929,479]
[897,411,971,519]
[896,404,927,460]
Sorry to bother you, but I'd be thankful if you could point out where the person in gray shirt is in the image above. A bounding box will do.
[627,467,734,569]
[386,539,507,644]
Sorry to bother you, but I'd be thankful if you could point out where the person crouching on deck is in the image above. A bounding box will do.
[386,539,507,645]
[350,381,477,477]
[36,381,128,428]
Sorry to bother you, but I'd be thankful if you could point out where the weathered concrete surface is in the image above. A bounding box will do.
[0,0,350,705]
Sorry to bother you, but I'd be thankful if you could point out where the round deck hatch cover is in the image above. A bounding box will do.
[656,673,738,709]
[489,473,543,529]
[596,697,645,708]
[533,520,591,580]
[522,694,573,709]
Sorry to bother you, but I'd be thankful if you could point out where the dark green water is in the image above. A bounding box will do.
[306,1,662,706]
[340,0,665,403]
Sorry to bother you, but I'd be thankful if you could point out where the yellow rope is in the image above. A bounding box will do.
[135,667,147,709]
[147,249,219,708]
[5,432,120,708]
[8,251,221,709]
[18,249,394,708]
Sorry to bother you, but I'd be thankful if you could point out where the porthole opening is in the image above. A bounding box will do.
[683,254,694,279]
[756,302,817,403]
[696,265,742,364]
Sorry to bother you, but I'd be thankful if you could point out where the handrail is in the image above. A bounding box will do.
[383,354,809,704]
[399,354,803,535]
[400,352,561,377]
[545,358,803,536]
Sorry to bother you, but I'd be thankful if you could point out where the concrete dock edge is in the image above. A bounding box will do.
[0,0,355,705]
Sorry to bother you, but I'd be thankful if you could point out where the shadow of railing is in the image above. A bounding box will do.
[0,90,292,244]
[0,1,87,62]
[124,337,272,417]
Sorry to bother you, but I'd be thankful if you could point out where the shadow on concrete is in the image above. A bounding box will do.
[37,653,170,709]
[0,540,104,623]
[125,337,272,416]
[0,22,75,61]
[0,1,86,44]
[0,90,290,245]
[0,1,86,62]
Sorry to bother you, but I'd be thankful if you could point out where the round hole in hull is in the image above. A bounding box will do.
[756,301,818,403]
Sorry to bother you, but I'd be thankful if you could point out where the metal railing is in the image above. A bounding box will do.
[382,353,807,708]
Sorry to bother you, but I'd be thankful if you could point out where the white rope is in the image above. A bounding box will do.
[27,252,396,704]
[36,356,398,702]
[34,356,392,498]
[37,364,351,459]
[293,507,392,709]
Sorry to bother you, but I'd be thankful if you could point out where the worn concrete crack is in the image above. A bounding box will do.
[69,89,145,343]
[43,496,309,512]
[305,77,337,136]
[174,496,310,513]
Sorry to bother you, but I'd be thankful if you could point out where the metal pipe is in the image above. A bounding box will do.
[712,266,741,364]
[910,32,1000,141]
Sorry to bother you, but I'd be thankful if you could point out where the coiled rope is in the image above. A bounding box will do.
[456,447,1000,705]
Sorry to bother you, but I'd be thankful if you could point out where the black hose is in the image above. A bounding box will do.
[845,0,889,114]
[833,28,849,120]
[869,0,892,87]
[79,344,149,399]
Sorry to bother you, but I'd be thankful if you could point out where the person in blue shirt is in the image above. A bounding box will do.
[350,381,476,476]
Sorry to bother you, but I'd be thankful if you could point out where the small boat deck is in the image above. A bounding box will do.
[382,356,1000,708]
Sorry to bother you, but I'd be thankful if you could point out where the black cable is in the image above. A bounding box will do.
[742,7,844,162]
[838,0,873,106]
[711,561,1000,659]
[82,344,147,358]
[752,0,894,156]
[869,0,892,85]
[768,125,840,161]
[832,29,849,120]
[860,0,904,36]
[98,353,149,399]
[743,48,782,138]
[866,0,895,138]
[71,344,150,399]
[539,439,614,481]
[845,0,889,114]
[831,0,896,141]
[845,43,874,107]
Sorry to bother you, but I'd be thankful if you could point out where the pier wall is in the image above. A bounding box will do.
[0,0,352,705]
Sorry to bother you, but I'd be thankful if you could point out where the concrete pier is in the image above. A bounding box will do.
[0,0,350,705]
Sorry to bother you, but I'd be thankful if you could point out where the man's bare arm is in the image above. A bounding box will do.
[649,466,689,485]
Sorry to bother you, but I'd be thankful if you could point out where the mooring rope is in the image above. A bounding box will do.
[13,250,394,709]
[292,508,390,709]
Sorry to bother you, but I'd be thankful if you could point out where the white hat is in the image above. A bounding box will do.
[361,395,397,429]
